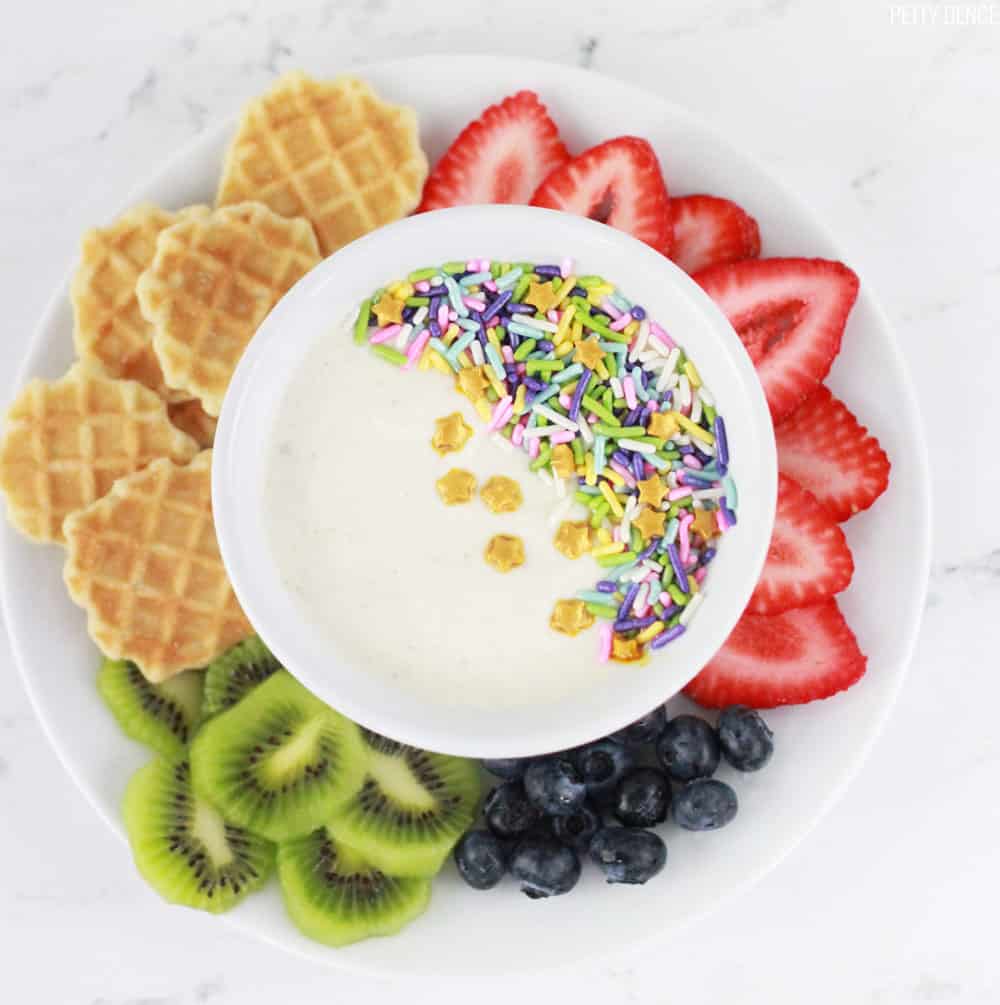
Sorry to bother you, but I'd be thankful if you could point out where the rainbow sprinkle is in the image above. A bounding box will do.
[354,259,738,664]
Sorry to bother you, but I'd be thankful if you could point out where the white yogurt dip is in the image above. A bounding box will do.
[264,323,618,710]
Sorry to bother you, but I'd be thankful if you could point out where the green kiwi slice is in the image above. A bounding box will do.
[123,757,274,914]
[190,671,366,842]
[98,659,204,759]
[277,827,430,947]
[202,636,281,718]
[327,744,481,877]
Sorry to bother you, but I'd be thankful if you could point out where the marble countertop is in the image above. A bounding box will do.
[1,1,997,1001]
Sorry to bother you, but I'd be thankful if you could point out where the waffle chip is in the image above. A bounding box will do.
[167,399,218,449]
[216,72,427,256]
[63,451,252,682]
[0,365,199,544]
[137,202,321,416]
[71,203,209,399]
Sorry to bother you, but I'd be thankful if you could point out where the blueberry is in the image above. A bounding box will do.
[523,757,587,817]
[589,827,667,885]
[673,779,738,831]
[574,739,634,803]
[613,766,671,827]
[609,705,666,747]
[453,830,506,890]
[509,836,582,898]
[483,782,541,838]
[480,758,528,780]
[550,800,602,853]
[717,705,774,771]
[656,715,720,782]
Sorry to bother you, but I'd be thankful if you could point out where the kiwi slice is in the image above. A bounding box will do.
[123,757,274,914]
[190,671,366,842]
[278,827,430,947]
[327,745,481,877]
[202,636,281,718]
[98,659,204,759]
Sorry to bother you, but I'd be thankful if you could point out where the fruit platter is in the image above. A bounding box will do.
[0,56,930,975]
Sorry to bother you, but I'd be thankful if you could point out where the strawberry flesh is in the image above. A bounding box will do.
[775,385,890,522]
[748,474,854,615]
[417,90,570,211]
[693,258,860,422]
[685,600,867,709]
[531,136,673,254]
[670,194,761,274]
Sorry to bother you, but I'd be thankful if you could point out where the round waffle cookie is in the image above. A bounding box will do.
[136,202,321,416]
[62,451,252,682]
[71,203,209,399]
[216,72,428,256]
[0,365,199,544]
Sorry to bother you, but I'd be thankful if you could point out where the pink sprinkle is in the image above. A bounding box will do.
[550,430,574,445]
[369,324,401,345]
[643,571,659,584]
[647,401,659,412]
[649,321,675,349]
[694,567,708,584]
[448,309,459,322]
[512,423,525,447]
[716,509,730,533]
[466,259,479,271]
[479,258,491,271]
[501,345,515,363]
[486,315,501,328]
[484,279,498,292]
[463,296,486,312]
[678,518,692,563]
[402,328,430,370]
[609,461,637,488]
[598,623,613,663]
[683,454,703,470]
[488,396,513,431]
[643,463,655,478]
[529,438,540,460]
[547,309,560,323]
[437,305,449,329]
[612,524,622,543]
[609,312,633,332]
[588,414,598,424]
[622,376,638,409]
[601,297,623,320]
[558,392,572,409]
[668,487,693,501]
[414,280,430,293]
[560,257,573,277]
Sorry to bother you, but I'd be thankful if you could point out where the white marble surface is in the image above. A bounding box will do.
[1,0,998,1001]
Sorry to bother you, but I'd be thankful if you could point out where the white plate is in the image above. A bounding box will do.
[0,56,931,976]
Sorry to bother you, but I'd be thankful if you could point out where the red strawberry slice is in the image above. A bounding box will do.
[775,385,890,522]
[693,258,860,422]
[416,91,570,212]
[748,474,854,615]
[670,194,761,274]
[530,137,673,254]
[684,600,867,709]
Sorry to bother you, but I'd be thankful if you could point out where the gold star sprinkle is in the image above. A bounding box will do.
[523,280,558,314]
[481,475,523,514]
[633,506,666,541]
[435,468,477,505]
[372,294,405,327]
[550,444,576,479]
[611,635,643,663]
[647,411,680,440]
[553,520,592,560]
[636,475,667,508]
[549,599,595,636]
[456,365,489,403]
[573,338,606,371]
[691,507,719,540]
[484,534,525,573]
[431,412,473,456]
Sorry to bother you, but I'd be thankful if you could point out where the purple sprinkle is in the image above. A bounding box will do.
[625,405,642,426]
[631,305,646,320]
[631,453,645,481]
[506,303,534,315]
[716,462,728,478]
[476,327,489,347]
[614,615,658,633]
[640,402,655,424]
[568,368,592,421]
[524,377,546,392]
[714,415,729,467]
[666,543,689,593]
[481,289,512,322]
[722,506,739,527]
[537,339,554,353]
[428,295,442,316]
[650,625,685,649]
[508,330,520,349]
[701,547,717,564]
[596,580,617,593]
[618,582,641,620]
[637,538,661,561]
[571,286,587,298]
[659,604,681,620]
[428,319,442,338]
[662,391,673,408]
[677,445,693,456]
[692,445,713,465]
[611,449,631,467]
[401,305,416,322]
[534,265,561,276]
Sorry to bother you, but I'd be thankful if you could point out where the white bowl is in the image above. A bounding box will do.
[213,203,777,757]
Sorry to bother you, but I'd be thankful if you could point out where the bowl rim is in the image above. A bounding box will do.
[212,202,777,757]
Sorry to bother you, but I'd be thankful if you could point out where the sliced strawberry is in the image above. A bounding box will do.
[669,194,761,274]
[775,386,890,522]
[685,600,867,709]
[417,91,570,212]
[693,258,860,422]
[530,137,673,254]
[748,474,854,615]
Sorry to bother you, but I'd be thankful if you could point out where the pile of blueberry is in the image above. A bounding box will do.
[454,704,773,898]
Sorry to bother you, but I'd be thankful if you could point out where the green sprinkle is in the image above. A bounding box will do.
[486,387,499,403]
[667,584,690,606]
[442,261,466,274]
[513,338,537,361]
[578,275,605,288]
[703,403,717,423]
[596,551,637,568]
[551,276,562,292]
[581,395,619,425]
[585,603,620,620]
[353,299,372,345]
[594,424,645,438]
[371,344,406,366]
[605,353,618,378]
[661,564,675,587]
[574,491,593,505]
[490,262,503,278]
[552,363,584,384]
[571,437,585,465]
[529,443,552,472]
[591,501,610,528]
[630,527,643,552]
[597,327,629,344]
[577,312,615,337]
[612,397,627,410]
[525,359,565,374]
[407,267,438,282]
[513,275,531,302]
[404,296,429,307]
